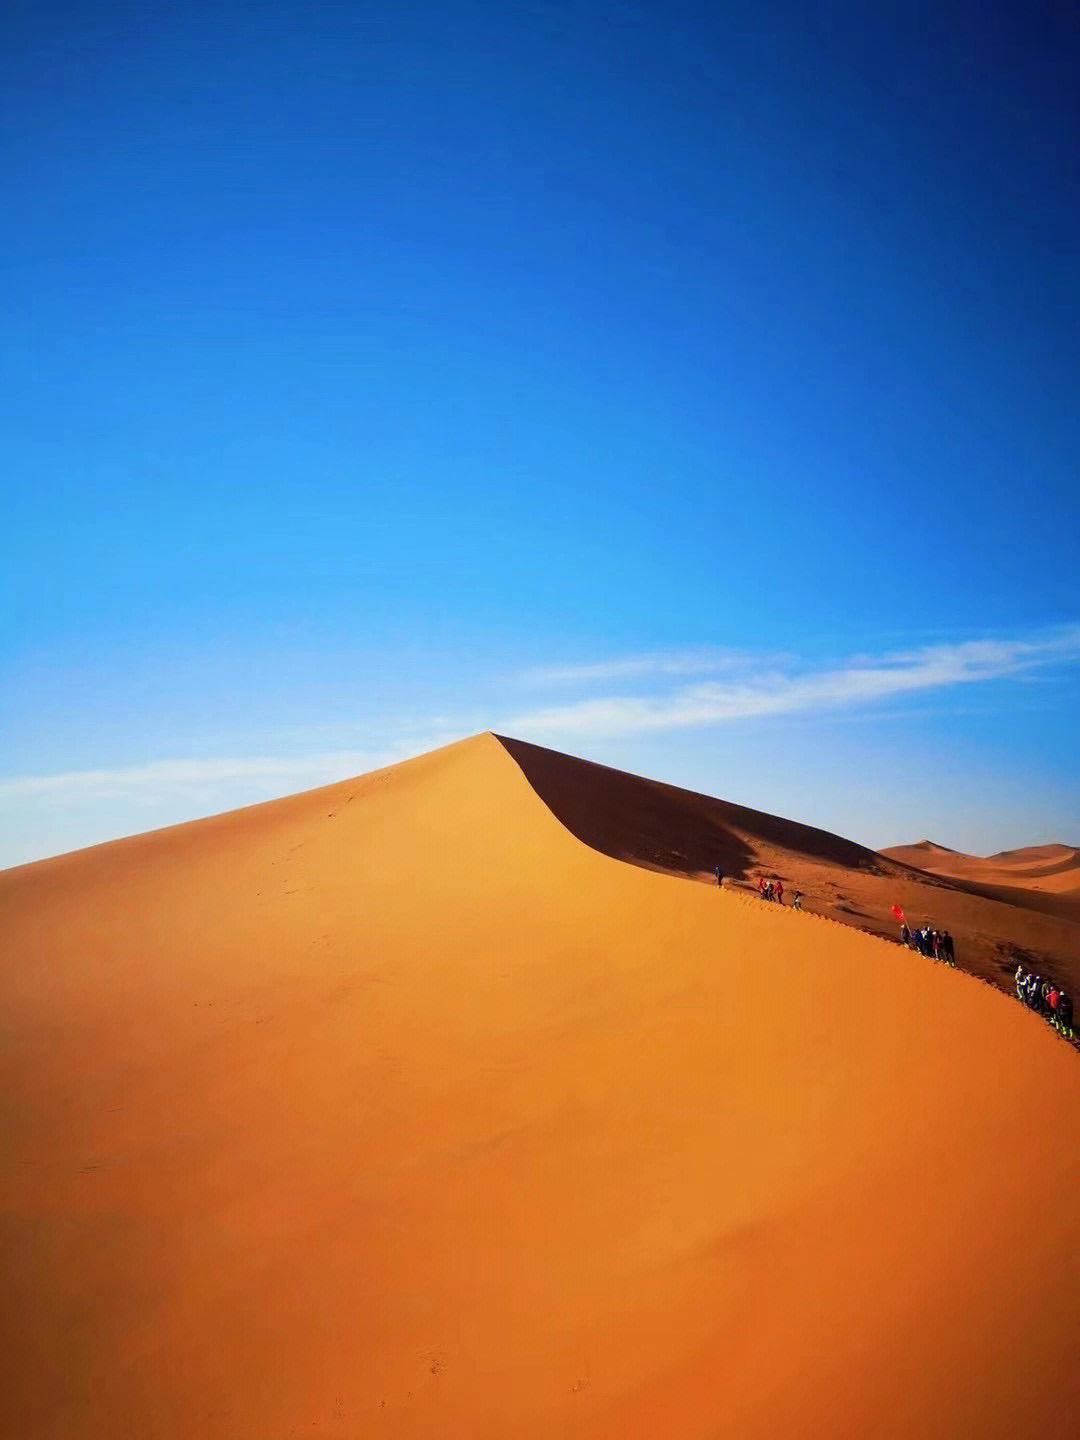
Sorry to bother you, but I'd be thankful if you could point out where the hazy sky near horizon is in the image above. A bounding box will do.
[3,0,1079,868]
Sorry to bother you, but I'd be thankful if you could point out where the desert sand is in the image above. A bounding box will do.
[2,733,1079,1438]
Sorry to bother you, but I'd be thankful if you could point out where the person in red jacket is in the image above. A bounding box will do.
[775,880,784,905]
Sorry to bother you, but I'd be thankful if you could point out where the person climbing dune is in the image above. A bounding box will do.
[1058,990,1074,1037]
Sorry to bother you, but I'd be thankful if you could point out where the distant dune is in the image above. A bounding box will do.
[2,734,1078,1438]
[883,839,1080,912]
[881,839,962,866]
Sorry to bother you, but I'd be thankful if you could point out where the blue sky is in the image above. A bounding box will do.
[3,0,1078,867]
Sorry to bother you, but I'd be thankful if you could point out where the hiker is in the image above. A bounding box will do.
[1058,990,1074,1036]
[764,881,775,902]
[775,880,784,906]
[900,922,910,947]
[714,865,723,888]
[1015,963,1026,998]
[1026,973,1042,1009]
[941,931,955,966]
[758,876,768,898]
[792,890,803,911]
[932,931,943,961]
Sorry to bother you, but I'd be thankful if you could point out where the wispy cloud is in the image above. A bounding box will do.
[0,747,419,803]
[507,626,1080,738]
[0,731,474,868]
[6,629,1077,804]
[518,648,770,686]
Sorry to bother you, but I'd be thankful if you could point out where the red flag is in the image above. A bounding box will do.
[891,904,906,923]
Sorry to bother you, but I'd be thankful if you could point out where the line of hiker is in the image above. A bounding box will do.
[1014,965,1074,1039]
[898,921,956,966]
[724,885,1073,1042]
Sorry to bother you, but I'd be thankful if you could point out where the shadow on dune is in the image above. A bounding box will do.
[496,735,888,883]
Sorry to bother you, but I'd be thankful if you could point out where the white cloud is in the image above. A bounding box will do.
[0,746,419,803]
[519,648,766,686]
[0,736,466,868]
[507,626,1080,738]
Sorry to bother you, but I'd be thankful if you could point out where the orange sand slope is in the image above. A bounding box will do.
[2,733,1079,1440]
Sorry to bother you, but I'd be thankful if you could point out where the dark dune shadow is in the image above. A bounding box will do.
[496,735,889,883]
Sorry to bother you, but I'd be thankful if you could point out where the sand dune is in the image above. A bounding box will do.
[2,734,1079,1438]
[989,842,1078,867]
[883,839,1080,902]
[883,839,1079,879]
[881,839,962,868]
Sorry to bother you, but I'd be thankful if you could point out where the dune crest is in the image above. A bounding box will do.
[2,732,1079,1438]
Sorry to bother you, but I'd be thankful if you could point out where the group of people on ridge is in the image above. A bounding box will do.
[758,875,784,905]
[755,874,803,909]
[899,922,956,966]
[1015,965,1074,1038]
[712,867,803,909]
